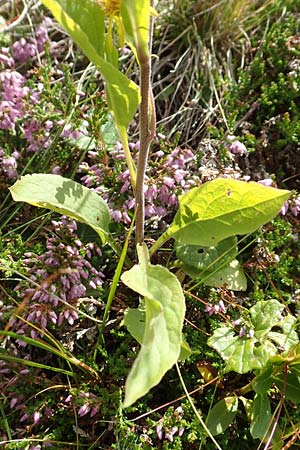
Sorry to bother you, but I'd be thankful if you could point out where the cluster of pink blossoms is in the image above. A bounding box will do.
[0,18,85,180]
[12,217,104,342]
[79,140,199,224]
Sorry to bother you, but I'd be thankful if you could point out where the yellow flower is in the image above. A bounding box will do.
[97,0,120,16]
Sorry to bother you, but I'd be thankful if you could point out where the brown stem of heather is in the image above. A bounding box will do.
[135,18,156,245]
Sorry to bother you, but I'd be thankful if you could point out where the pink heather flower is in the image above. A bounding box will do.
[165,427,178,442]
[280,201,289,216]
[227,134,236,141]
[156,423,163,440]
[33,411,41,425]
[174,169,186,184]
[218,300,226,313]
[2,155,18,179]
[122,211,131,224]
[20,413,30,422]
[44,120,53,130]
[232,319,242,327]
[145,204,157,217]
[145,184,158,202]
[163,176,175,188]
[0,49,14,67]
[205,304,216,316]
[78,404,91,416]
[10,398,18,409]
[229,140,247,155]
[44,407,53,418]
[242,175,251,182]
[114,141,123,151]
[36,20,51,52]
[239,327,245,338]
[60,123,72,138]
[129,141,140,151]
[90,405,100,417]
[258,178,273,187]
[111,209,123,222]
[248,329,255,339]
[51,166,61,174]
[0,100,23,131]
[291,197,300,216]
[121,46,131,55]
[154,149,164,157]
[12,38,36,63]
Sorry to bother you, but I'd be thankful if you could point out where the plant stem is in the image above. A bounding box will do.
[149,230,170,256]
[119,127,137,191]
[176,363,224,450]
[107,234,132,268]
[135,16,156,245]
[100,215,135,336]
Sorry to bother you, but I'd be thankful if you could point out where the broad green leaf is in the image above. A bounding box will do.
[208,327,277,373]
[208,300,298,373]
[273,366,300,402]
[68,133,96,150]
[250,301,298,350]
[250,393,272,439]
[9,174,110,244]
[42,0,105,57]
[176,236,237,277]
[121,0,150,59]
[68,115,119,151]
[179,338,192,361]
[124,307,191,361]
[166,179,290,246]
[249,393,283,448]
[124,307,146,344]
[252,365,273,394]
[101,115,120,151]
[240,396,253,422]
[204,260,247,291]
[206,396,238,436]
[176,237,246,290]
[42,0,140,131]
[269,343,300,365]
[121,244,185,407]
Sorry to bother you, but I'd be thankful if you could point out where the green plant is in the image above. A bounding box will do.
[203,299,300,448]
[6,1,293,447]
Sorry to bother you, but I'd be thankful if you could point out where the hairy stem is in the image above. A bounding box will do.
[135,15,156,245]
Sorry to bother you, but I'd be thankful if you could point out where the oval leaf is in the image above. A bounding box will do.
[124,307,191,362]
[121,0,150,59]
[42,0,140,131]
[252,365,274,394]
[176,236,237,277]
[42,0,105,56]
[167,179,290,246]
[121,245,185,407]
[273,366,300,403]
[206,396,238,436]
[208,300,299,373]
[250,393,272,439]
[204,259,247,291]
[9,174,110,243]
